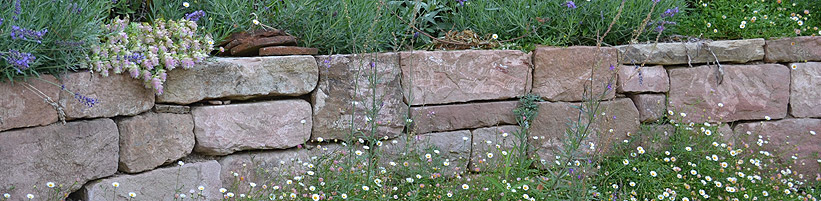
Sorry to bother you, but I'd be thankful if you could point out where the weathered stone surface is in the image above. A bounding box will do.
[733,119,821,175]
[765,36,821,62]
[618,39,765,65]
[381,131,472,175]
[0,75,60,131]
[618,65,669,93]
[400,50,531,105]
[668,64,789,123]
[158,56,318,104]
[219,149,311,193]
[60,72,154,119]
[0,119,118,199]
[533,46,617,102]
[312,54,406,140]
[469,126,520,171]
[117,112,195,173]
[230,36,297,56]
[790,62,821,118]
[629,94,666,122]
[531,98,640,160]
[410,101,518,134]
[81,161,221,201]
[153,104,190,114]
[192,100,312,155]
[260,46,319,56]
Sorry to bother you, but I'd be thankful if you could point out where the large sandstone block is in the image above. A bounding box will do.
[81,161,222,201]
[192,100,312,155]
[312,53,406,141]
[530,98,640,160]
[117,112,195,173]
[790,62,821,118]
[765,36,821,62]
[0,119,118,199]
[400,50,531,105]
[410,101,518,134]
[158,56,318,104]
[0,76,60,131]
[532,46,617,102]
[618,39,765,65]
[219,149,311,193]
[668,64,789,123]
[469,126,520,172]
[629,94,667,122]
[733,119,821,176]
[59,72,154,119]
[618,65,669,93]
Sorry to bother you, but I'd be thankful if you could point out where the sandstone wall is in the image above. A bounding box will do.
[2,37,820,200]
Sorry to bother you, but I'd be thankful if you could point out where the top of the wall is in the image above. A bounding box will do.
[617,36,821,65]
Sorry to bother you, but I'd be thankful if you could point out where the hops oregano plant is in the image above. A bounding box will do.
[89,17,213,95]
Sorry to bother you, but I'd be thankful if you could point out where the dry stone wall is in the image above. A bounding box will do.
[1,37,820,200]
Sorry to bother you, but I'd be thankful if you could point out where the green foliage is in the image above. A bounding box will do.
[0,0,110,82]
[145,0,271,43]
[676,0,820,39]
[596,117,810,200]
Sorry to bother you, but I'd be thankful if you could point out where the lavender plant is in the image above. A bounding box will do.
[89,17,213,95]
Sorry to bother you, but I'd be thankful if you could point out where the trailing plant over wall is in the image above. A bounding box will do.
[89,17,213,95]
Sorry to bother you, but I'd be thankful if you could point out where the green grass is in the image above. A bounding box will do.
[675,0,821,39]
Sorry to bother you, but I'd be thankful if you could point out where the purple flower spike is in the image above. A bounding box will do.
[185,10,206,22]
[565,1,577,9]
[2,50,36,74]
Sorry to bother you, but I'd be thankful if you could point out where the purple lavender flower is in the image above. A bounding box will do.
[126,52,145,63]
[185,10,205,22]
[62,85,99,108]
[2,50,36,74]
[565,1,577,9]
[68,3,82,14]
[10,26,48,43]
[0,18,4,26]
[662,7,679,18]
[456,0,468,6]
[13,0,21,21]
[609,64,615,71]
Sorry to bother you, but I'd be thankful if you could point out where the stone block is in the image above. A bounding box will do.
[400,50,531,105]
[117,112,195,173]
[158,56,318,105]
[618,65,669,93]
[410,101,518,134]
[192,100,312,155]
[532,46,617,101]
[59,72,154,119]
[0,75,60,131]
[81,161,221,201]
[618,39,765,65]
[789,62,821,118]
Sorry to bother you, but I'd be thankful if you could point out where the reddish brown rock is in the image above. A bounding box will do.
[618,65,669,93]
[400,50,531,105]
[192,100,312,155]
[410,101,519,134]
[531,98,640,160]
[733,119,821,176]
[0,119,118,199]
[618,39,765,65]
[117,112,195,173]
[230,36,297,56]
[629,94,666,122]
[81,161,222,201]
[469,125,520,171]
[312,54,406,141]
[532,46,617,102]
[790,62,821,118]
[158,56,318,104]
[765,36,821,62]
[668,64,789,123]
[218,149,311,193]
[59,72,154,119]
[0,76,60,131]
[259,46,319,56]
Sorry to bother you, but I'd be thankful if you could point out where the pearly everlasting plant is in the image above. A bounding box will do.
[89,17,213,95]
